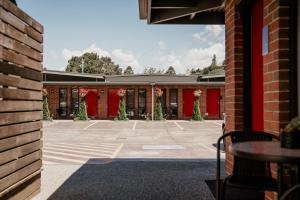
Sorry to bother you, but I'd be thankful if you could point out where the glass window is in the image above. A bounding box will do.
[126,89,135,117]
[71,88,79,115]
[169,89,178,118]
[138,89,146,116]
[59,88,67,117]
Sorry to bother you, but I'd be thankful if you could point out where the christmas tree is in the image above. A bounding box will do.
[192,89,203,121]
[116,89,128,120]
[154,87,164,120]
[74,89,89,121]
[42,89,52,121]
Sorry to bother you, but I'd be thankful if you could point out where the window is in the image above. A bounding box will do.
[126,89,135,117]
[71,88,79,115]
[59,88,67,117]
[138,89,146,117]
[169,89,178,118]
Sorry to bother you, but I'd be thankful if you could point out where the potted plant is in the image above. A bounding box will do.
[42,89,53,121]
[74,89,89,121]
[154,87,164,120]
[192,89,203,121]
[280,117,300,149]
[116,88,128,120]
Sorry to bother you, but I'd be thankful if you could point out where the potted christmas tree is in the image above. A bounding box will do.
[74,89,89,121]
[192,89,203,121]
[280,117,300,149]
[154,87,164,120]
[42,89,52,121]
[116,88,128,120]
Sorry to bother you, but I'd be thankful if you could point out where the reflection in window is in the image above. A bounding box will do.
[59,88,67,117]
[126,89,135,117]
[169,89,178,118]
[138,89,146,117]
[71,88,79,115]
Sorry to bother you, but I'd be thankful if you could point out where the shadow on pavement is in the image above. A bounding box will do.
[48,159,224,200]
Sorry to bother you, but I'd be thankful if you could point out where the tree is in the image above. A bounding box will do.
[190,68,202,75]
[154,87,164,120]
[42,89,52,121]
[65,52,122,75]
[124,66,134,75]
[74,90,89,121]
[143,67,164,75]
[165,66,176,75]
[116,89,128,120]
[192,90,203,121]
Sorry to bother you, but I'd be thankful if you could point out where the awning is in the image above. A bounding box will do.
[139,0,225,24]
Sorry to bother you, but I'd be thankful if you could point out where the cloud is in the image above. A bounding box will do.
[192,25,224,46]
[111,49,139,68]
[158,41,167,50]
[158,43,225,73]
[62,44,110,61]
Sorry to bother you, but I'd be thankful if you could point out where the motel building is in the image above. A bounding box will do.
[138,0,300,199]
[43,70,225,120]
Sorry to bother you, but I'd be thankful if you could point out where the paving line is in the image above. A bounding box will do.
[83,121,98,130]
[173,121,184,130]
[43,155,85,164]
[45,144,116,154]
[198,143,218,153]
[132,121,137,130]
[43,160,59,165]
[43,149,111,159]
[53,143,119,150]
[110,143,124,159]
[49,142,119,149]
[43,147,112,157]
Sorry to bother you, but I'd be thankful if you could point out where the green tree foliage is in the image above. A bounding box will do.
[74,99,89,120]
[43,97,52,121]
[154,98,164,120]
[192,97,203,121]
[116,96,128,120]
[124,66,134,75]
[143,67,164,75]
[165,66,176,75]
[65,52,122,75]
[190,54,225,75]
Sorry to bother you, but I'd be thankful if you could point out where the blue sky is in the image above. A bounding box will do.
[18,0,225,74]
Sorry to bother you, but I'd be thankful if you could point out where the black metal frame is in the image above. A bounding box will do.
[216,131,280,200]
[280,183,300,200]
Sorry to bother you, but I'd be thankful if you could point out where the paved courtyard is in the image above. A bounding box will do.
[35,120,225,200]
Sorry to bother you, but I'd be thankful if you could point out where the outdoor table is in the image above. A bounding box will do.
[229,141,300,198]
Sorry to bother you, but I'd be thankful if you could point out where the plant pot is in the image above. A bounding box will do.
[280,131,300,149]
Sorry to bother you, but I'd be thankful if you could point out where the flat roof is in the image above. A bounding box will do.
[139,0,225,24]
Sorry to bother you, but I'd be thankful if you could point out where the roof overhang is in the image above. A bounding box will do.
[139,0,225,24]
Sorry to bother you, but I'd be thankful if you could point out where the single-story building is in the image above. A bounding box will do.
[43,70,225,120]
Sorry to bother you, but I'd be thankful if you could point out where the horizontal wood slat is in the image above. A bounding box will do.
[0,74,42,91]
[0,7,43,43]
[0,150,41,179]
[0,111,42,126]
[0,101,42,113]
[0,131,41,152]
[0,0,43,33]
[0,34,42,61]
[0,21,43,52]
[0,141,41,165]
[0,121,42,140]
[0,61,42,82]
[0,160,42,192]
[0,46,42,71]
[0,88,42,100]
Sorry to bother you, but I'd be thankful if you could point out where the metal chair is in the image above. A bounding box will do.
[216,131,280,200]
[280,184,300,200]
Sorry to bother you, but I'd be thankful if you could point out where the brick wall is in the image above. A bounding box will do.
[44,84,225,120]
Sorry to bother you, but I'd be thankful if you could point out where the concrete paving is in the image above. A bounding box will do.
[34,120,225,200]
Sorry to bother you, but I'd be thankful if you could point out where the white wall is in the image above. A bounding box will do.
[298,1,300,116]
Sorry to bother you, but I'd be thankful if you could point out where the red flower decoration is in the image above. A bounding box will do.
[42,89,48,96]
[117,88,126,97]
[155,87,163,97]
[79,89,89,98]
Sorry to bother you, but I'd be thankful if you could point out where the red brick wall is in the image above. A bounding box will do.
[44,84,225,120]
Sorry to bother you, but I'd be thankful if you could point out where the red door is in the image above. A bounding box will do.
[251,0,264,131]
[85,91,98,117]
[207,89,220,118]
[108,89,120,118]
[183,89,195,118]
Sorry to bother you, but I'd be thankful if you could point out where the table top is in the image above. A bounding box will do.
[229,141,300,163]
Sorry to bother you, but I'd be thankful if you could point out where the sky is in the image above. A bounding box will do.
[18,0,225,74]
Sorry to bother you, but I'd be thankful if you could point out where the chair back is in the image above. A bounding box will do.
[231,131,275,180]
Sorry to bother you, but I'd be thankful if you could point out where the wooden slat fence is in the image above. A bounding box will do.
[0,0,43,199]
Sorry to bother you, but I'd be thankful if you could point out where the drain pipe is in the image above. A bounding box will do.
[151,82,155,121]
